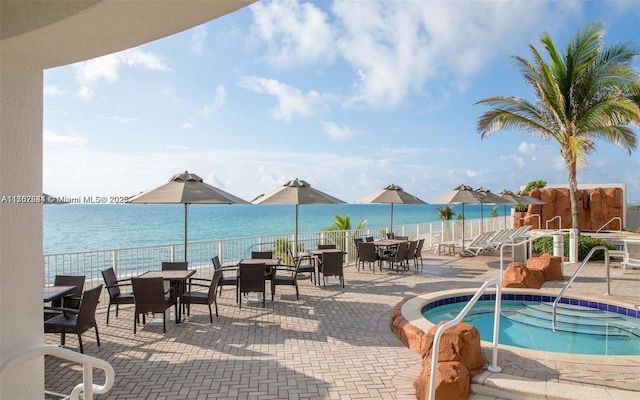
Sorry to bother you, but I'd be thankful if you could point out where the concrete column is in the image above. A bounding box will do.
[0,57,45,399]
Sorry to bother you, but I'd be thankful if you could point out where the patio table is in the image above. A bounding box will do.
[43,285,77,303]
[138,269,196,324]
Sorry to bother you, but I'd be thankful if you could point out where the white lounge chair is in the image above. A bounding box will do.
[621,240,640,274]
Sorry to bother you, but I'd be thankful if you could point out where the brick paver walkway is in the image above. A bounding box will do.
[44,248,640,399]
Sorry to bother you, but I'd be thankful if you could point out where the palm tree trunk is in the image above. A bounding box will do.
[566,161,581,231]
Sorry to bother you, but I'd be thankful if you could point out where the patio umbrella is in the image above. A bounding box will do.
[475,187,511,232]
[128,171,249,261]
[251,178,346,256]
[356,184,427,234]
[430,184,485,254]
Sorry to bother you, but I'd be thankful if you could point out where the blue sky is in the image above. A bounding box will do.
[43,0,640,204]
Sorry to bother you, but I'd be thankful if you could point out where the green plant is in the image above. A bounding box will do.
[476,22,639,231]
[515,180,547,212]
[437,205,454,221]
[456,213,464,220]
[533,234,615,261]
[490,206,498,218]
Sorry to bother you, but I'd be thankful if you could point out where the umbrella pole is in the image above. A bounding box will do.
[503,205,507,229]
[294,204,299,257]
[461,203,465,254]
[390,203,394,235]
[480,204,484,233]
[184,203,189,262]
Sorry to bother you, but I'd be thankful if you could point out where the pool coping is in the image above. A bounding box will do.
[401,287,640,364]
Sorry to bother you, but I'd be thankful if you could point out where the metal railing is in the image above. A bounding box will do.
[0,345,114,400]
[498,229,565,281]
[44,217,503,305]
[545,216,561,230]
[428,278,502,400]
[596,217,622,233]
[551,246,611,330]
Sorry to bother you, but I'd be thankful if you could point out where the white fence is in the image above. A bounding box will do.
[44,216,507,305]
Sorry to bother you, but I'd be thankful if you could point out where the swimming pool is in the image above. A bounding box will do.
[401,289,640,356]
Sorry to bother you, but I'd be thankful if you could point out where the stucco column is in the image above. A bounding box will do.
[0,57,45,399]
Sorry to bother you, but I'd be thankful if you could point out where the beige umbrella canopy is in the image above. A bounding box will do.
[357,184,427,233]
[476,187,512,232]
[430,184,486,253]
[498,189,546,227]
[128,171,249,260]
[251,178,346,255]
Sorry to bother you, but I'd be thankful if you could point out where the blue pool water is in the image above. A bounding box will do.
[422,295,640,355]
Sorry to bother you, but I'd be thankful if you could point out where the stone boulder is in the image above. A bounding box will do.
[415,361,470,400]
[502,262,543,289]
[414,321,485,400]
[527,253,564,281]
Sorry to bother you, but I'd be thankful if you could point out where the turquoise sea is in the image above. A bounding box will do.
[43,203,508,254]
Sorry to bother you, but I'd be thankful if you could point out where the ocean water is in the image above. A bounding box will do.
[43,203,507,254]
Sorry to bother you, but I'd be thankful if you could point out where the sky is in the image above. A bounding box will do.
[43,0,640,205]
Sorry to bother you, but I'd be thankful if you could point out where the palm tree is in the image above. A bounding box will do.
[437,205,454,221]
[324,214,367,231]
[476,21,639,231]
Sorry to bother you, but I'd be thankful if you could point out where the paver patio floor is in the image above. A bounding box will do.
[44,249,640,399]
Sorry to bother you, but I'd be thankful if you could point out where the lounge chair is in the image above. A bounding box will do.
[621,240,640,274]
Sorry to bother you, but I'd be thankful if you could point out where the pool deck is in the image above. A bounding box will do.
[44,244,640,399]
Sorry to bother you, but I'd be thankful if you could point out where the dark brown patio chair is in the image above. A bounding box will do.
[162,261,189,295]
[317,244,336,250]
[238,261,266,308]
[101,267,135,325]
[414,239,425,270]
[287,247,315,285]
[131,277,178,334]
[44,284,102,354]
[180,269,222,323]
[251,251,274,280]
[318,251,344,289]
[51,275,85,309]
[251,251,273,259]
[404,240,418,269]
[382,241,408,273]
[357,242,380,272]
[213,256,238,300]
[270,260,300,301]
[365,236,375,242]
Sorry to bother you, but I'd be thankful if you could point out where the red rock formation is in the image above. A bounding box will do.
[523,187,623,230]
[414,321,484,400]
[527,253,564,281]
[502,262,543,289]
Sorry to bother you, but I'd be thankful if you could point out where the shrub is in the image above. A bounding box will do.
[533,234,615,261]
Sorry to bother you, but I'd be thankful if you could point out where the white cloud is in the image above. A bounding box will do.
[101,116,139,124]
[43,129,86,146]
[250,0,335,67]
[181,122,194,129]
[320,120,358,141]
[44,85,66,96]
[73,47,171,100]
[290,0,574,109]
[202,85,227,115]
[190,25,208,54]
[166,145,188,150]
[237,76,333,121]
[500,154,525,168]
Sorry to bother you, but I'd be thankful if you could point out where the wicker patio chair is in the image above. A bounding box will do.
[101,267,135,325]
[356,242,380,272]
[44,284,102,354]
[238,261,267,308]
[318,251,344,288]
[270,259,300,300]
[180,268,222,323]
[131,277,179,334]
